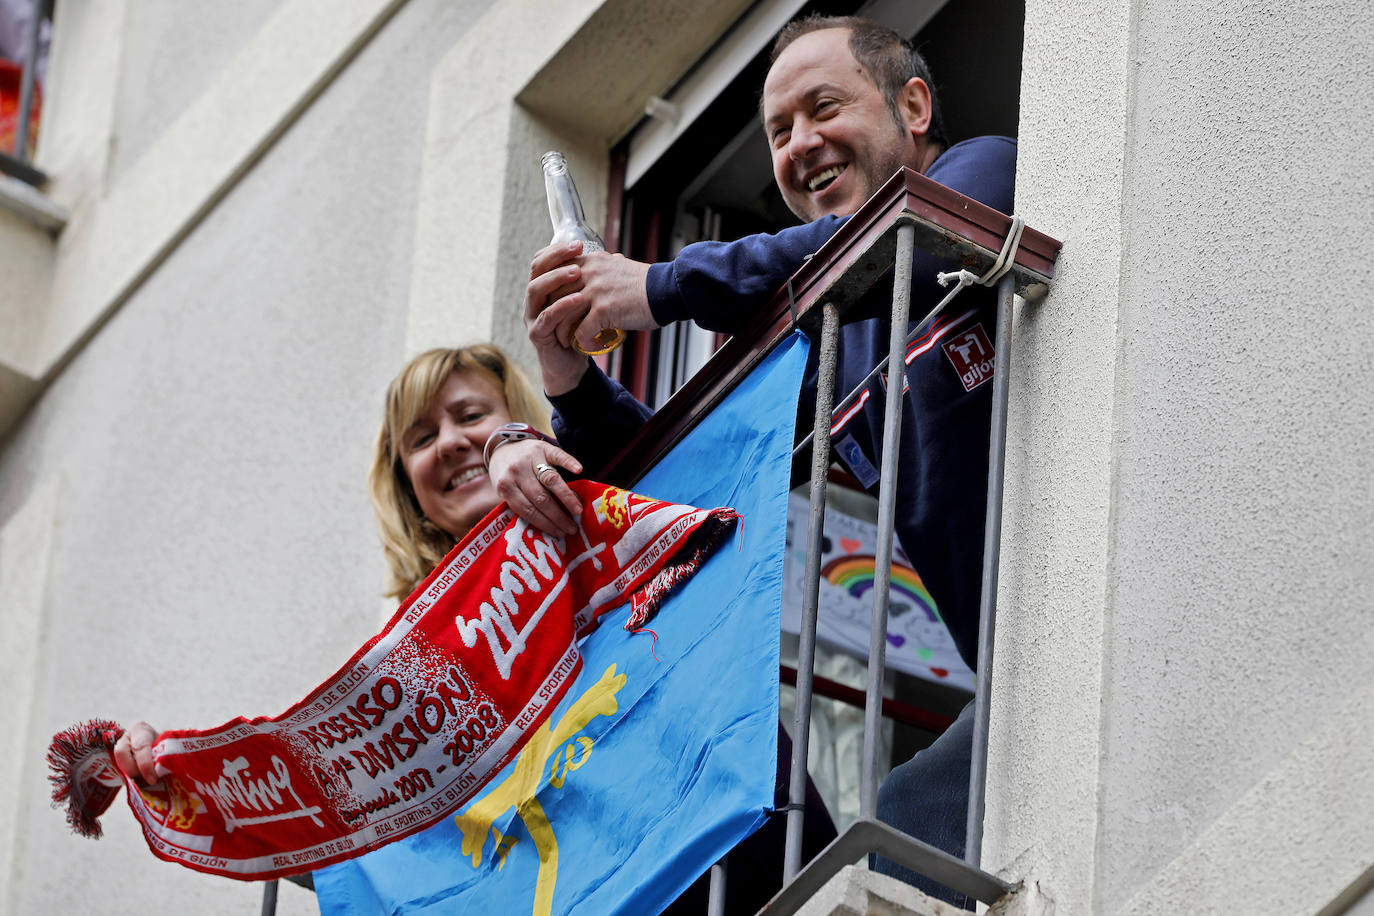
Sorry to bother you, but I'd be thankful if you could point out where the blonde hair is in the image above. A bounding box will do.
[369,345,552,599]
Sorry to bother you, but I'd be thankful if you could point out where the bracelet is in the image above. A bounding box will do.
[483,423,555,470]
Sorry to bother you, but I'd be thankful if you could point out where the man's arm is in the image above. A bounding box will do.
[525,136,1017,467]
[655,137,1018,330]
[528,218,848,354]
[536,137,1017,355]
[644,216,846,333]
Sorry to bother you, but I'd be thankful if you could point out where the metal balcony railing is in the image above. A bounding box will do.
[598,165,1061,913]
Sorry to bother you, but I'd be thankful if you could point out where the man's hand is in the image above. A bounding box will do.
[560,250,656,353]
[524,241,659,390]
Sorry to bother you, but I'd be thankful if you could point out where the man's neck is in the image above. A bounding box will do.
[915,142,945,175]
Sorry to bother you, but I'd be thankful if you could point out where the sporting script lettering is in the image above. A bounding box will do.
[193,756,323,833]
[453,523,605,679]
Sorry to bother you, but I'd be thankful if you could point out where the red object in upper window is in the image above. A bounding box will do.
[0,59,41,157]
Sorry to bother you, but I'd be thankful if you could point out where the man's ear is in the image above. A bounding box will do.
[897,77,934,139]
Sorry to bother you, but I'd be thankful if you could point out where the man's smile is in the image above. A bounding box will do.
[805,163,848,192]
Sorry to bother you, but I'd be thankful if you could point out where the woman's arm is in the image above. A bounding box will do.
[547,364,653,474]
[486,436,583,537]
[112,721,164,786]
[522,240,656,471]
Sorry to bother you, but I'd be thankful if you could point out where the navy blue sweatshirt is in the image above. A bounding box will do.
[552,137,1017,670]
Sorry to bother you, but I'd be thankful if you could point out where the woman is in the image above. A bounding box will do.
[366,343,583,599]
[114,343,580,778]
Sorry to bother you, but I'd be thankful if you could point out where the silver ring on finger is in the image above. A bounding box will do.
[534,463,558,485]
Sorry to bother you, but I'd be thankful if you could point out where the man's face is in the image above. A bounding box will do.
[762,28,917,222]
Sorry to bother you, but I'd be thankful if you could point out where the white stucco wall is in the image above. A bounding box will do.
[1097,0,1374,910]
[990,0,1374,913]
[109,0,283,182]
[1,0,492,912]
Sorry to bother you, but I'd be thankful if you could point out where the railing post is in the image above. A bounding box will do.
[260,879,279,916]
[859,219,916,819]
[965,272,1016,867]
[707,858,727,916]
[13,0,46,160]
[784,303,840,881]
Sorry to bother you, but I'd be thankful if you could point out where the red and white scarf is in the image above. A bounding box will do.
[48,480,737,880]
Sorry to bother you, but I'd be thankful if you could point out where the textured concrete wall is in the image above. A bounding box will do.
[0,205,53,384]
[979,0,1131,910]
[1098,0,1374,909]
[991,0,1374,912]
[1,0,490,912]
[0,476,61,916]
[404,0,755,362]
[109,0,282,182]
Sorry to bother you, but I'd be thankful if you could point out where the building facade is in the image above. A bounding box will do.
[1,0,1370,913]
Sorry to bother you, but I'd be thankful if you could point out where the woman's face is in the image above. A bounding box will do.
[400,370,511,540]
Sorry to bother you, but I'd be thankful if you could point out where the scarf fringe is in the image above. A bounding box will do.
[627,511,739,631]
[47,719,123,839]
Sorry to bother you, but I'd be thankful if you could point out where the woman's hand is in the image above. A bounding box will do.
[488,438,584,537]
[524,241,593,396]
[113,721,166,787]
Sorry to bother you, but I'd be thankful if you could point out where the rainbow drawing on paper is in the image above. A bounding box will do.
[820,555,941,623]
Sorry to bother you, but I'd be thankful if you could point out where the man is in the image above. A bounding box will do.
[521,16,1016,908]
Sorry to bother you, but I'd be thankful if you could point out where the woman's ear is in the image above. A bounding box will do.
[898,76,934,139]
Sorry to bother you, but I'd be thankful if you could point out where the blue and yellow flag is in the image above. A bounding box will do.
[314,333,809,915]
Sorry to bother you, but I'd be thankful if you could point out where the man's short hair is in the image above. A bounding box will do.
[769,15,947,149]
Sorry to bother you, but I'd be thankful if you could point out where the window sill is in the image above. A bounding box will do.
[0,171,66,233]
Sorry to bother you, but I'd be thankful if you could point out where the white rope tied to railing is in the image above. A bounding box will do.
[792,213,1027,460]
[937,214,1025,289]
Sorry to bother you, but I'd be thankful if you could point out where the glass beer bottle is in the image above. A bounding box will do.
[541,150,623,354]
[542,150,605,252]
